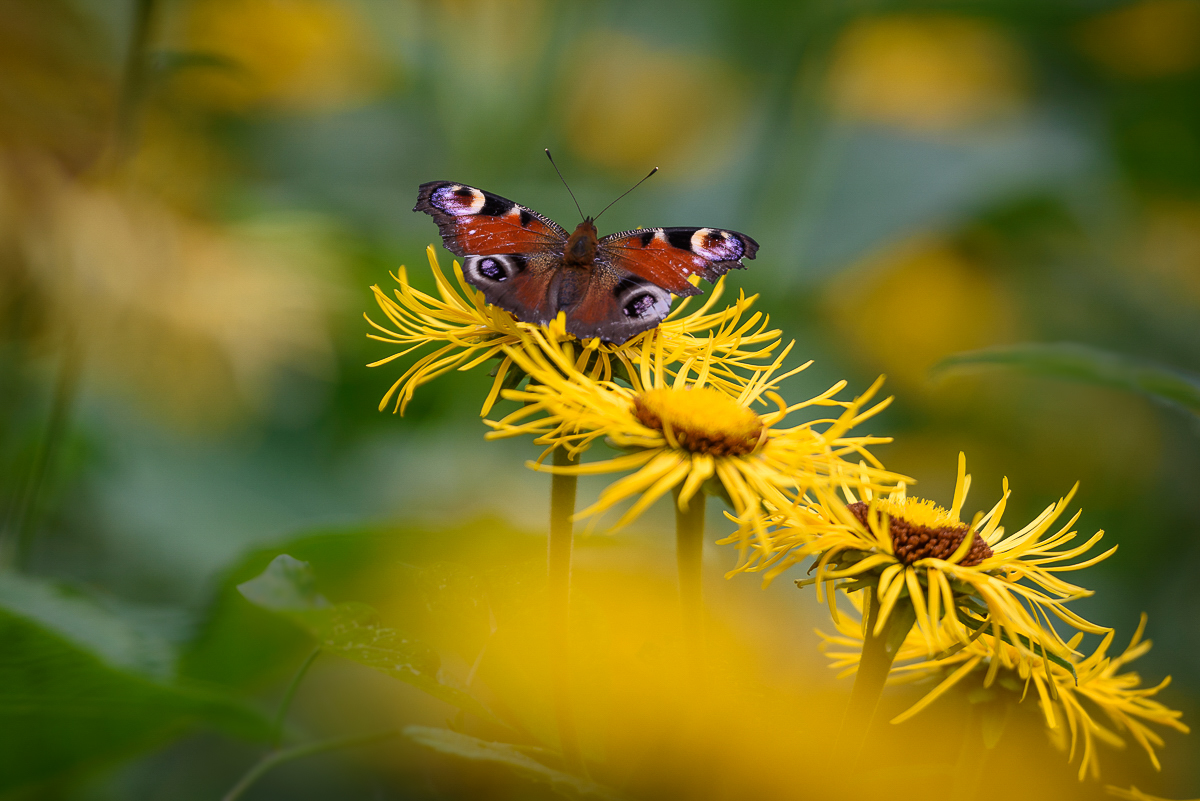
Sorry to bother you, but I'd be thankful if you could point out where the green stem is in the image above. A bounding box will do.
[272,648,320,749]
[673,488,706,664]
[836,586,917,758]
[4,335,81,568]
[221,729,400,801]
[113,0,157,161]
[548,446,584,775]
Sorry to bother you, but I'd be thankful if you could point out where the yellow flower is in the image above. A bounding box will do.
[174,0,389,112]
[820,602,1188,781]
[366,245,784,415]
[827,15,1028,132]
[2,159,336,428]
[775,453,1115,664]
[485,328,898,540]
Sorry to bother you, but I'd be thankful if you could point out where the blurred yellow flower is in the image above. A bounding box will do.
[0,0,111,166]
[485,330,897,539]
[821,606,1188,781]
[563,33,746,174]
[174,0,390,112]
[1077,0,1200,78]
[366,245,784,416]
[1130,199,1200,307]
[827,15,1028,132]
[773,453,1114,664]
[824,237,1018,394]
[0,159,338,427]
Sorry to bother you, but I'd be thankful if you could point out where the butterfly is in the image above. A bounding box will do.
[413,175,758,345]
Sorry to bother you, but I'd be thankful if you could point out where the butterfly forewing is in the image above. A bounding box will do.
[598,227,759,295]
[414,181,567,257]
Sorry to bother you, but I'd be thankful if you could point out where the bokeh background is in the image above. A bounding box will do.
[3,0,1200,798]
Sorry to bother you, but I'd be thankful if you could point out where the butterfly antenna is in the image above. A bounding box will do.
[593,166,659,223]
[545,149,585,221]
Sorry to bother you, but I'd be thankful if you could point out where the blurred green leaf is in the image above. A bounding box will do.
[237,553,327,612]
[180,520,542,691]
[0,586,269,795]
[932,343,1200,415]
[0,572,177,680]
[403,726,627,801]
[178,528,395,690]
[238,555,501,726]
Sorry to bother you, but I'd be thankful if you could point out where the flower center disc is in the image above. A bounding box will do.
[633,387,763,456]
[847,500,994,566]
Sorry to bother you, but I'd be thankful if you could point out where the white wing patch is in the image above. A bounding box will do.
[431,184,485,215]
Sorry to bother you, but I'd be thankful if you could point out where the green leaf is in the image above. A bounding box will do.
[404,726,627,801]
[0,572,177,680]
[238,555,500,726]
[180,519,541,690]
[932,342,1200,415]
[179,527,396,689]
[237,554,328,612]
[0,592,269,795]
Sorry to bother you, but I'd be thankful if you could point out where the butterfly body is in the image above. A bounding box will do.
[563,219,599,267]
[414,180,757,344]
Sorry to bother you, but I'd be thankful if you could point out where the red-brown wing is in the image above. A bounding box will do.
[461,252,561,326]
[415,181,568,257]
[461,253,675,344]
[597,227,759,296]
[561,262,675,344]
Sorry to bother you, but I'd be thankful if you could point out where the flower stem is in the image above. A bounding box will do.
[3,334,81,568]
[837,586,916,758]
[113,0,157,160]
[673,488,706,665]
[272,648,320,749]
[548,446,584,775]
[221,729,400,801]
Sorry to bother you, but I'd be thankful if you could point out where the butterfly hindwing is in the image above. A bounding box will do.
[564,263,675,343]
[415,181,568,257]
[462,252,561,326]
[461,252,673,342]
[597,227,759,296]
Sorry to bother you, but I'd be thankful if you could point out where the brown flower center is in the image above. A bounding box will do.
[847,501,993,566]
[633,387,763,457]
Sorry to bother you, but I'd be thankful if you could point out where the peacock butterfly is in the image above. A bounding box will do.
[413,154,758,344]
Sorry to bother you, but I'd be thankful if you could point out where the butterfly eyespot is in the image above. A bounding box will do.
[624,294,657,318]
[463,254,526,286]
[478,258,505,281]
[454,187,474,197]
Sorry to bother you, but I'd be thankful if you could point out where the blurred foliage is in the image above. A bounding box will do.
[0,0,1199,797]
